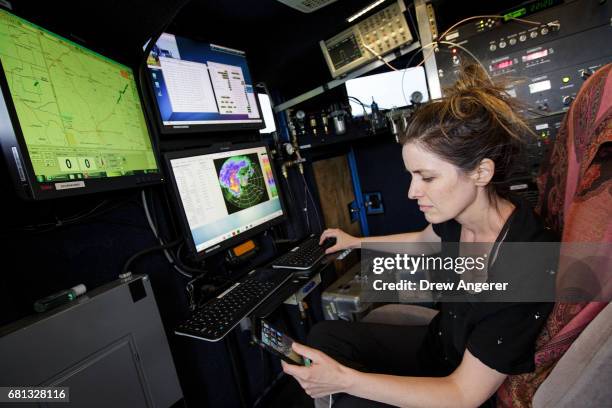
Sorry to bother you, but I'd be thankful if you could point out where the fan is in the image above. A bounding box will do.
[276,0,338,13]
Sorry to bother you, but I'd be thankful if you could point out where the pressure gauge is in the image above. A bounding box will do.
[284,143,295,156]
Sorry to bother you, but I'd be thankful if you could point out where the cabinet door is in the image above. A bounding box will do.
[313,154,361,237]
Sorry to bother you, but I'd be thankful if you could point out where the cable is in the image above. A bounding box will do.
[406,40,438,68]
[146,188,160,231]
[283,174,296,204]
[300,173,323,232]
[142,190,163,237]
[401,40,439,105]
[303,183,311,233]
[185,270,209,311]
[411,40,489,80]
[362,43,399,72]
[396,14,542,108]
[120,238,182,279]
[282,174,303,239]
[400,5,428,105]
[175,242,206,275]
[409,14,542,74]
[141,189,194,278]
[5,196,135,234]
[415,42,440,69]
[348,96,369,117]
[400,68,411,106]
[400,64,421,105]
[437,40,491,80]
[61,200,110,223]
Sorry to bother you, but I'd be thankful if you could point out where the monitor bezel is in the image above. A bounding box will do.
[144,33,265,135]
[0,10,164,200]
[164,141,287,259]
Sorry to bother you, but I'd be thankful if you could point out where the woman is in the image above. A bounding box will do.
[282,65,556,408]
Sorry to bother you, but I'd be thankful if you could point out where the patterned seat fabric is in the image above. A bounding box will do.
[497,63,612,407]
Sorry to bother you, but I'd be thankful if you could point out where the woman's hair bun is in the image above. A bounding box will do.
[401,63,535,201]
[447,63,494,93]
[439,63,532,140]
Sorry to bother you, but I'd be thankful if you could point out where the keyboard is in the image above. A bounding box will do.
[271,235,336,270]
[175,269,292,342]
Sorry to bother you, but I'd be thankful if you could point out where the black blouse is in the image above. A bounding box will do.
[418,198,556,382]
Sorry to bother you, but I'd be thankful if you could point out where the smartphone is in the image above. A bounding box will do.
[259,321,309,366]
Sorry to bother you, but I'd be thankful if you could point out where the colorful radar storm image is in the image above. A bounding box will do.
[215,154,269,214]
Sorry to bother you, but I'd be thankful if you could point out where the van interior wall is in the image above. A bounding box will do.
[353,141,428,235]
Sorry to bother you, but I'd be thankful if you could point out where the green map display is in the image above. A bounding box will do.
[0,9,158,182]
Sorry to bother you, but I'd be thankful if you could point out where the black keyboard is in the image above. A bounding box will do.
[272,235,335,270]
[175,270,292,342]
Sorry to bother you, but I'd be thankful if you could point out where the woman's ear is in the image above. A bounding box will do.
[472,158,495,186]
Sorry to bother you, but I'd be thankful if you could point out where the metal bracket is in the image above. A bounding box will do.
[364,192,384,214]
[348,201,360,222]
[283,273,322,305]
[414,0,442,99]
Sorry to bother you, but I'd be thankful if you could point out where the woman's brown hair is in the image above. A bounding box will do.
[400,64,533,201]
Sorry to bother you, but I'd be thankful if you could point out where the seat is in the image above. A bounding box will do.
[531,302,612,407]
[361,303,438,326]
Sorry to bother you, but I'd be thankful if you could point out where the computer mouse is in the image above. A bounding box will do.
[320,237,337,248]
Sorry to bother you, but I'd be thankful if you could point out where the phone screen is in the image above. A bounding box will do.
[260,321,305,365]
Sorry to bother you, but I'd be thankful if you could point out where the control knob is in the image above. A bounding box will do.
[579,68,592,80]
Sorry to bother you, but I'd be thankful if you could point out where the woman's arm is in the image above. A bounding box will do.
[320,224,440,255]
[346,349,506,408]
[283,343,506,408]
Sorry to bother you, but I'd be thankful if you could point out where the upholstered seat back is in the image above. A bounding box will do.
[497,63,612,408]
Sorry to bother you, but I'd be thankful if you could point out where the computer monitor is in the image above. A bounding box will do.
[165,142,285,258]
[345,66,429,116]
[146,33,264,134]
[0,9,162,200]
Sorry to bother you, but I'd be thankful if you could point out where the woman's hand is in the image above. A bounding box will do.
[281,342,355,398]
[319,228,360,254]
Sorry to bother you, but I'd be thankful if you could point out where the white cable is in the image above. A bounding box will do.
[141,190,192,278]
[301,174,323,232]
[362,43,399,72]
[329,394,333,408]
[303,183,311,232]
[142,190,161,237]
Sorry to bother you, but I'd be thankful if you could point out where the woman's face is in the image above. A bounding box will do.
[402,142,479,224]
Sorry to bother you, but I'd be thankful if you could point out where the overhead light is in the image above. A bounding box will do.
[347,0,387,23]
